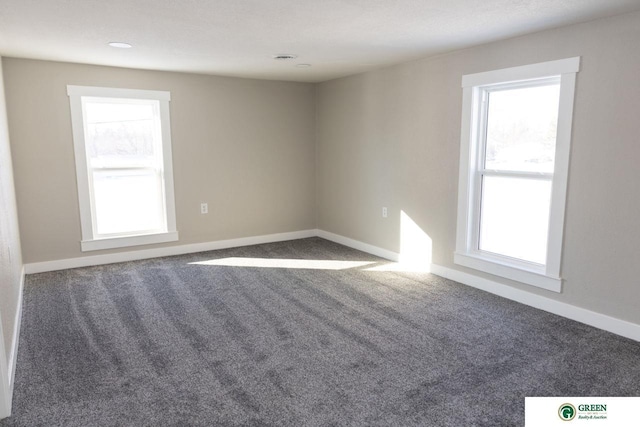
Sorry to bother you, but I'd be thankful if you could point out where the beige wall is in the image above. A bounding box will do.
[3,59,316,263]
[316,11,640,324]
[3,11,640,329]
[0,57,23,373]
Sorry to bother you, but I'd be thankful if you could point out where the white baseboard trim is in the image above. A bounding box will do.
[0,318,8,420]
[0,361,7,420]
[430,264,640,342]
[0,265,24,420]
[316,230,400,262]
[8,266,25,395]
[316,230,640,342]
[21,228,640,344]
[25,230,317,274]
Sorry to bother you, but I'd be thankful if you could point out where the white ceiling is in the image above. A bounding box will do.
[1,0,639,83]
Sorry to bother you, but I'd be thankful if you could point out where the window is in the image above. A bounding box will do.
[454,58,580,292]
[68,86,178,251]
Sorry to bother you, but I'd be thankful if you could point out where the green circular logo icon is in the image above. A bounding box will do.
[559,403,576,421]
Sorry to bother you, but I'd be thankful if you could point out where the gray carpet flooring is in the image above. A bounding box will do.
[2,237,639,426]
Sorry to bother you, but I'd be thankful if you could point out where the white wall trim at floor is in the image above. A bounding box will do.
[25,229,317,274]
[24,228,399,275]
[8,266,25,396]
[316,230,400,262]
[0,265,23,420]
[0,311,9,420]
[22,229,640,344]
[315,230,640,342]
[430,264,640,343]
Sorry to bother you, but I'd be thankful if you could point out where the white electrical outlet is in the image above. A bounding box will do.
[201,202,208,214]
[382,207,388,218]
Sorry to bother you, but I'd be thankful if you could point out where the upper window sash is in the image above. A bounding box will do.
[476,77,561,175]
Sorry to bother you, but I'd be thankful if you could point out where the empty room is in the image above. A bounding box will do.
[1,0,639,425]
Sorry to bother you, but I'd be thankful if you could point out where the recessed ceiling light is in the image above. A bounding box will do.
[108,42,132,49]
[296,64,312,68]
[272,54,297,60]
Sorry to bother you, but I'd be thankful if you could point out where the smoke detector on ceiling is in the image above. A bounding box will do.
[272,54,298,60]
[108,42,132,49]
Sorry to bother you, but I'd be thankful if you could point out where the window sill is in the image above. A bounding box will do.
[81,231,179,252]
[454,252,561,292]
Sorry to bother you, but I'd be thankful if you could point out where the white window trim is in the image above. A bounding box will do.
[67,85,178,252]
[454,57,580,293]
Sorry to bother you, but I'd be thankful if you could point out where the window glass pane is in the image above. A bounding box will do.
[485,84,560,173]
[479,176,551,264]
[84,100,161,168]
[93,170,164,235]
